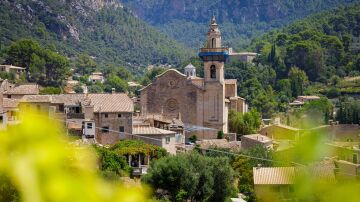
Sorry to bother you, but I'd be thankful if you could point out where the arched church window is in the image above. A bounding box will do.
[212,38,216,48]
[210,65,216,79]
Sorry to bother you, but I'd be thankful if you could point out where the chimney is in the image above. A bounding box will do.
[84,104,94,120]
[111,88,115,94]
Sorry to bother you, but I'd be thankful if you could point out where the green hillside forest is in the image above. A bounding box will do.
[0,0,193,69]
[119,0,360,49]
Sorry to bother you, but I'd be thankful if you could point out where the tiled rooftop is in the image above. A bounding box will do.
[133,125,175,135]
[253,167,296,185]
[5,84,39,95]
[19,93,133,112]
[88,93,133,113]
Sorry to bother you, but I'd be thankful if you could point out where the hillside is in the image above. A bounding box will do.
[0,0,193,69]
[119,0,360,50]
[194,3,360,118]
[250,3,360,82]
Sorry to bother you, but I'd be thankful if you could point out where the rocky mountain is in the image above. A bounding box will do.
[0,0,193,69]
[119,0,360,49]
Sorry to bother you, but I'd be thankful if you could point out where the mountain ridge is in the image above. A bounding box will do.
[119,0,360,49]
[0,0,193,70]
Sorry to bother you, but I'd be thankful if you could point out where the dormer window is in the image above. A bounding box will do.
[210,65,216,79]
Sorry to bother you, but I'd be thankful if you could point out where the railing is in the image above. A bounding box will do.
[200,47,229,53]
[67,113,85,119]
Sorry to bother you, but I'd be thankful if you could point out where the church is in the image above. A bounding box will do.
[140,16,247,139]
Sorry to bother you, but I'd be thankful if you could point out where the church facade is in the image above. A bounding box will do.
[139,16,247,139]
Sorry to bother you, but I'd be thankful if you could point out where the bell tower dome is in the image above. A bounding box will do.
[184,63,196,77]
[207,15,222,48]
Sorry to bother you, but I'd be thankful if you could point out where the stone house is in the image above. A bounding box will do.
[260,124,301,140]
[88,93,133,145]
[0,65,26,79]
[88,72,105,84]
[241,134,273,151]
[325,142,360,179]
[17,93,133,145]
[253,165,335,202]
[4,84,39,99]
[132,124,177,154]
[228,50,258,63]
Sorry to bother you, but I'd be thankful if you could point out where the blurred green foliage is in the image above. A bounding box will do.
[0,111,151,202]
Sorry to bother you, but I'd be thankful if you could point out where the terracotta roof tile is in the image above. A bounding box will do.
[5,84,39,95]
[88,93,133,113]
[253,167,296,185]
[19,93,133,112]
[20,95,52,103]
[133,125,175,135]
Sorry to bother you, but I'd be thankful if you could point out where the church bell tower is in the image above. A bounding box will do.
[199,15,228,83]
[198,15,229,134]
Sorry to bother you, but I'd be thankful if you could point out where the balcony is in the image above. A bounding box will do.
[199,47,229,62]
[199,47,229,53]
[67,113,85,119]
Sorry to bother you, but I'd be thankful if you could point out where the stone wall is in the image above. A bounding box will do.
[95,112,132,144]
[140,70,199,126]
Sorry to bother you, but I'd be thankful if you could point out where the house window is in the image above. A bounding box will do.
[101,126,109,133]
[119,126,124,133]
[59,104,64,112]
[75,106,80,113]
[0,116,3,124]
[212,38,216,48]
[104,113,108,118]
[118,114,122,118]
[210,65,216,79]
[7,95,11,98]
[86,123,93,129]
[165,136,170,144]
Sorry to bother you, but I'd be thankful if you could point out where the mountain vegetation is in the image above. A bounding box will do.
[226,3,360,118]
[119,0,360,49]
[0,0,193,70]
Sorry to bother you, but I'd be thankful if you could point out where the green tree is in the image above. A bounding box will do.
[217,131,224,139]
[289,67,309,97]
[4,39,69,86]
[336,97,360,124]
[189,135,198,143]
[73,83,84,93]
[75,54,97,75]
[93,145,130,177]
[303,97,333,126]
[105,74,128,93]
[5,39,41,69]
[88,84,104,93]
[142,152,234,202]
[228,109,261,136]
[40,87,61,94]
